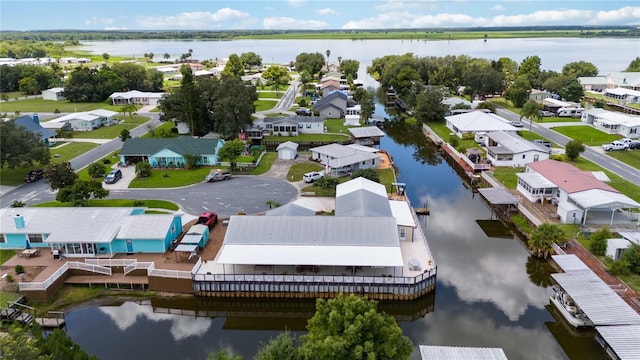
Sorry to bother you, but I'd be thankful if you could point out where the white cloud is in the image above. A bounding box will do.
[288,0,307,7]
[343,6,640,29]
[84,17,114,26]
[490,4,505,11]
[316,8,339,16]
[136,8,249,29]
[104,27,129,31]
[374,0,437,12]
[263,17,329,29]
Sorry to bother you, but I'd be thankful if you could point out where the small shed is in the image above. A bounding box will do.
[276,141,299,160]
[606,238,631,261]
[182,224,210,249]
[42,87,65,101]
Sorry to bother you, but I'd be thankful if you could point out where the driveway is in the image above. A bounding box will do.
[102,165,136,190]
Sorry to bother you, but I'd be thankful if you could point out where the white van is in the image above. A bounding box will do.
[557,107,583,117]
[303,171,324,183]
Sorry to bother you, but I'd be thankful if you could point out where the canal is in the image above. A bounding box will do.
[64,111,606,359]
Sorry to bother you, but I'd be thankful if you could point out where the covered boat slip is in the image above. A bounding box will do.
[595,325,640,360]
[418,345,508,360]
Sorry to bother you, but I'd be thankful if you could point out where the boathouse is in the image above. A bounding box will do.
[193,177,436,300]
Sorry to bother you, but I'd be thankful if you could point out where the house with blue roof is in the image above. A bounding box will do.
[119,136,224,168]
[13,114,56,146]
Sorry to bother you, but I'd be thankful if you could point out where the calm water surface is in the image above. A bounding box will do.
[65,38,623,359]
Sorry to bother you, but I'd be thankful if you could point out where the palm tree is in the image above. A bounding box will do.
[120,104,138,126]
[520,100,543,132]
[325,49,331,69]
[163,53,170,60]
[529,223,567,259]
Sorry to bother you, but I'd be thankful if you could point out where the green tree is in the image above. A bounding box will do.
[88,161,107,178]
[351,168,380,183]
[135,161,152,178]
[562,61,598,78]
[506,76,531,108]
[44,161,77,190]
[542,74,572,94]
[111,63,148,91]
[300,294,413,360]
[0,324,42,360]
[621,243,640,274]
[625,57,640,72]
[178,63,207,136]
[295,52,325,78]
[163,53,171,60]
[255,331,299,360]
[120,103,138,122]
[565,140,585,161]
[520,100,543,132]
[517,55,542,88]
[558,79,584,102]
[359,89,375,123]
[589,226,612,256]
[325,49,331,69]
[223,53,245,77]
[18,76,41,95]
[218,139,245,169]
[529,223,567,258]
[475,101,496,113]
[0,121,50,168]
[119,128,131,142]
[102,52,110,62]
[313,176,339,190]
[202,75,256,138]
[261,65,290,93]
[240,51,262,69]
[184,154,199,169]
[339,59,359,80]
[57,180,109,206]
[413,87,448,123]
[207,350,243,360]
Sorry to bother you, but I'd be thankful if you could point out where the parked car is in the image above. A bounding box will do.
[539,110,554,117]
[303,171,324,183]
[295,107,312,116]
[196,212,218,227]
[530,139,551,148]
[104,169,123,184]
[205,169,232,182]
[602,141,628,151]
[510,120,524,128]
[25,169,44,183]
[628,140,640,150]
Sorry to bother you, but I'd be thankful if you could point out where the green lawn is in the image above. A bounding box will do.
[257,91,284,99]
[324,118,355,134]
[490,167,524,189]
[0,99,121,113]
[248,152,276,175]
[50,142,99,163]
[537,117,581,123]
[128,167,210,188]
[619,273,640,292]
[606,150,640,170]
[254,100,278,112]
[77,151,120,181]
[141,121,178,138]
[0,165,39,186]
[0,249,17,264]
[69,115,149,139]
[425,121,482,152]
[551,126,621,146]
[300,169,396,196]
[264,133,350,142]
[32,199,179,210]
[287,162,325,182]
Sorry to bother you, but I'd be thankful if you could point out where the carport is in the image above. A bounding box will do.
[569,189,640,226]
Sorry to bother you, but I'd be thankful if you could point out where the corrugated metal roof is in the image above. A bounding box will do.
[181,234,203,244]
[569,189,640,209]
[445,111,518,132]
[551,254,591,272]
[118,214,177,239]
[348,126,385,138]
[516,172,556,188]
[486,131,549,154]
[478,188,520,205]
[618,231,640,245]
[120,137,220,156]
[595,325,640,360]
[336,177,387,198]
[551,271,640,325]
[419,345,508,360]
[266,203,315,216]
[224,216,399,247]
[335,190,392,217]
[187,224,208,235]
[389,200,416,227]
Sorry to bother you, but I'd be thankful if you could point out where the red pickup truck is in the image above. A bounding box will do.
[196,212,218,227]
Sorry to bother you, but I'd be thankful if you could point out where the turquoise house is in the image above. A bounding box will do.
[0,208,182,258]
[119,137,224,168]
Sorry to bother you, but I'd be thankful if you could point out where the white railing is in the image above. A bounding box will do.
[149,268,192,279]
[191,257,203,275]
[124,262,154,275]
[68,262,112,275]
[19,262,70,291]
[218,151,266,168]
[552,243,567,255]
[85,258,137,267]
[481,171,504,188]
[518,203,543,226]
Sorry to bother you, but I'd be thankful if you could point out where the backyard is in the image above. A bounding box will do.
[550,126,621,146]
[50,142,99,163]
[68,115,150,139]
[0,98,121,113]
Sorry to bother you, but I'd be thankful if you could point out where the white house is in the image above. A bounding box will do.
[604,87,640,104]
[484,131,550,167]
[41,87,65,101]
[48,109,119,131]
[250,116,324,137]
[276,141,298,160]
[516,160,640,225]
[607,231,640,261]
[578,76,607,92]
[529,89,554,103]
[581,108,640,139]
[445,111,519,139]
[109,90,167,106]
[310,143,380,176]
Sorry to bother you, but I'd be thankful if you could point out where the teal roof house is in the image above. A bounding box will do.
[119,137,224,168]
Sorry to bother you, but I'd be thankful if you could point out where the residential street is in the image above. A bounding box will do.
[496,108,640,184]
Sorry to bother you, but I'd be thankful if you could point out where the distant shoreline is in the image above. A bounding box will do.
[1,26,638,41]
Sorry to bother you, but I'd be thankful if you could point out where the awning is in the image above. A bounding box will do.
[181,234,203,244]
[175,244,197,253]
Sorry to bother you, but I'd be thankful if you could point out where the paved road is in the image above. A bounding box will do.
[256,79,300,115]
[496,108,640,184]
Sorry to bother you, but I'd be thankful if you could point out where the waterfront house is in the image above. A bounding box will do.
[0,208,182,257]
[109,90,167,106]
[445,111,519,139]
[313,90,348,118]
[581,108,640,138]
[13,114,56,145]
[484,131,550,167]
[119,136,224,167]
[516,160,640,225]
[48,109,118,131]
[193,177,436,300]
[603,87,640,104]
[41,87,66,101]
[276,141,298,160]
[604,72,640,91]
[248,116,324,139]
[309,143,380,176]
[348,126,385,146]
[529,89,554,103]
[578,76,607,92]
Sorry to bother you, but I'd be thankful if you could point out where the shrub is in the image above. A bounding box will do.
[10,200,25,208]
[102,158,111,164]
[135,162,152,178]
[606,258,630,275]
[351,168,380,183]
[88,162,107,178]
[14,265,24,274]
[448,136,459,147]
[133,200,146,207]
[314,176,339,190]
[5,274,13,282]
[589,226,612,256]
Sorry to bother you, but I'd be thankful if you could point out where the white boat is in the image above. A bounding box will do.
[549,287,594,329]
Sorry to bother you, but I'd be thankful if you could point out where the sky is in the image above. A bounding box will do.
[1,0,639,31]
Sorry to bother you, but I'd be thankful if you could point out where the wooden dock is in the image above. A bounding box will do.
[415,208,430,215]
[35,315,66,328]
